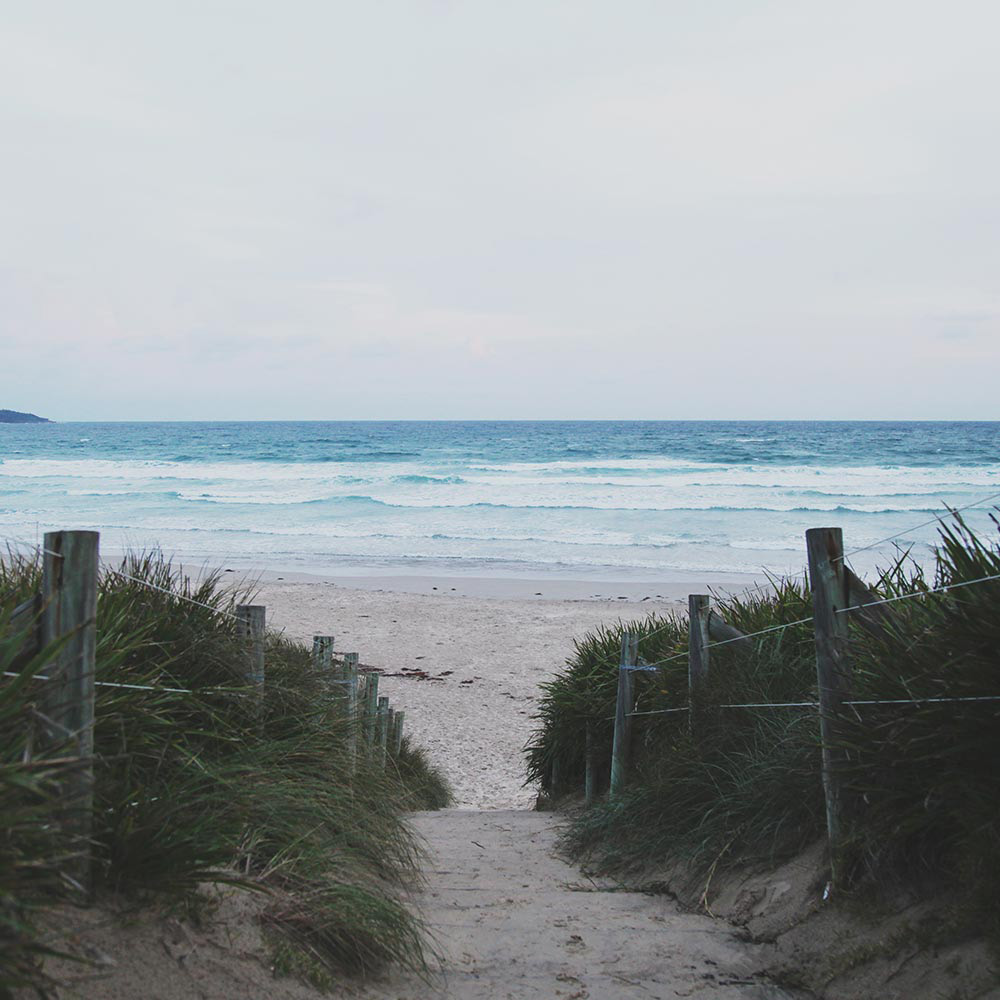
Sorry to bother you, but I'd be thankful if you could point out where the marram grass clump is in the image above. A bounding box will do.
[393,736,454,812]
[0,551,451,994]
[530,515,1000,928]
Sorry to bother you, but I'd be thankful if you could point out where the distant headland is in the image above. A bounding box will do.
[0,409,51,424]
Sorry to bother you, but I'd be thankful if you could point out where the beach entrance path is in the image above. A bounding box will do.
[361,810,800,1000]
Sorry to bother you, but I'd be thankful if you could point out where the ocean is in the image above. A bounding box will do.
[1,421,998,582]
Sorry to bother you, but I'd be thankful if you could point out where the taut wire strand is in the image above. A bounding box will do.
[1,531,245,622]
[835,490,1000,563]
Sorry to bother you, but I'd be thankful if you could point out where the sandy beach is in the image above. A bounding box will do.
[253,570,754,809]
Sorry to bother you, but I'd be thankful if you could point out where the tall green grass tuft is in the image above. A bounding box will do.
[524,614,689,797]
[531,515,1000,925]
[0,602,78,993]
[1,551,451,993]
[837,516,1000,919]
[393,736,454,812]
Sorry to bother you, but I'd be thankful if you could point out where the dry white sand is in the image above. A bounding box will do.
[252,572,752,809]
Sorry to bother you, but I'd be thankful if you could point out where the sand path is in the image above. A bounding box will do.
[361,810,799,1000]
[258,582,800,998]
[257,580,680,808]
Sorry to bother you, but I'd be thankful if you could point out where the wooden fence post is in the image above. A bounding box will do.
[610,632,639,797]
[354,673,368,772]
[376,696,390,762]
[312,635,334,673]
[40,530,99,896]
[806,527,852,888]
[343,652,359,701]
[236,605,266,690]
[343,652,359,764]
[363,672,380,746]
[688,595,711,729]
[392,710,405,755]
[584,722,596,805]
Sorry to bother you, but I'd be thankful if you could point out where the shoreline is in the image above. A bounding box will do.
[220,564,770,604]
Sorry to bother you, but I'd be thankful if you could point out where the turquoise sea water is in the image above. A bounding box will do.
[1,421,998,580]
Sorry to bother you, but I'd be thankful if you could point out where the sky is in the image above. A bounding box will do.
[1,1,999,421]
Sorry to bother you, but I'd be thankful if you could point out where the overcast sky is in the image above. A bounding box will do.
[2,1,998,420]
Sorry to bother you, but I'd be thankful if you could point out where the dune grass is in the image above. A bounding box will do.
[0,551,451,994]
[0,601,78,993]
[527,515,1000,926]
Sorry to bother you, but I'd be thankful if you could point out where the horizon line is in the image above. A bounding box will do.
[7,417,1000,425]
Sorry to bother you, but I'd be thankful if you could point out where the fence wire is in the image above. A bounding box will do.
[1,669,249,696]
[624,693,1000,720]
[585,498,1000,683]
[836,490,1000,564]
[2,530,254,624]
[623,569,1000,676]
[7,516,1000,706]
[605,569,1000,722]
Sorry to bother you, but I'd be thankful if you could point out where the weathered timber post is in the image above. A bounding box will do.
[688,594,711,730]
[376,696,390,762]
[312,635,334,673]
[335,651,354,713]
[40,530,99,895]
[584,722,596,805]
[343,652,359,765]
[392,710,405,755]
[236,605,266,690]
[364,672,380,746]
[610,632,639,797]
[343,652,359,707]
[355,673,366,723]
[806,527,852,888]
[354,672,368,777]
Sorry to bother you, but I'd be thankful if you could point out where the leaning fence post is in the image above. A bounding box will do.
[610,632,639,796]
[688,595,711,729]
[355,672,368,766]
[40,530,99,896]
[392,710,405,755]
[343,652,359,698]
[343,652,359,764]
[376,696,390,762]
[363,672,380,746]
[236,605,266,692]
[806,527,852,888]
[312,635,334,673]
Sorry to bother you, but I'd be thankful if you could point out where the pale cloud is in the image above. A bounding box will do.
[1,0,999,419]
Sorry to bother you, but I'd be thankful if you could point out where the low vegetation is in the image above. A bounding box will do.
[526,515,1000,941]
[0,552,451,995]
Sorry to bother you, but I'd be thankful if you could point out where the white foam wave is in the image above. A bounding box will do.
[3,454,998,514]
[3,448,998,579]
